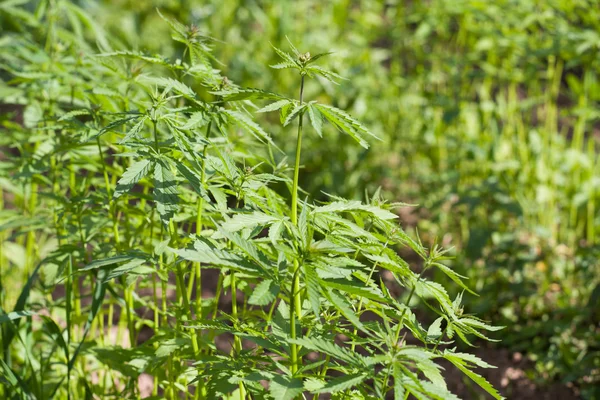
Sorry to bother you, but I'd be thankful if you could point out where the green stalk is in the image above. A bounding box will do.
[188,120,213,361]
[289,74,305,375]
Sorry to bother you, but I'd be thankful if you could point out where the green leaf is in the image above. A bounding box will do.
[113,159,153,199]
[321,278,386,303]
[248,279,278,306]
[306,65,345,84]
[307,105,323,137]
[153,161,179,226]
[313,373,367,394]
[120,117,147,144]
[325,288,367,333]
[222,109,272,143]
[257,99,292,113]
[80,255,138,272]
[314,104,380,148]
[0,310,35,324]
[431,262,476,295]
[182,112,209,130]
[427,317,444,341]
[58,109,90,121]
[212,88,283,101]
[304,264,321,317]
[269,376,304,400]
[290,337,363,365]
[283,103,306,127]
[174,161,209,200]
[444,353,504,400]
[271,45,298,68]
[221,212,280,232]
[312,200,398,221]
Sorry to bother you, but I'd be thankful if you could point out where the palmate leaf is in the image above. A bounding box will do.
[306,65,346,84]
[113,159,154,199]
[139,76,196,98]
[269,375,304,400]
[271,45,299,68]
[221,108,272,143]
[314,104,380,148]
[444,352,504,400]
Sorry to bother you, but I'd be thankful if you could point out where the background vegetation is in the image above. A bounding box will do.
[1,0,599,399]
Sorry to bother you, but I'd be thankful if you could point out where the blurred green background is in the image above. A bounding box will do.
[2,0,600,398]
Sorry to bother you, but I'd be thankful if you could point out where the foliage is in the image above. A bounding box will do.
[0,2,505,400]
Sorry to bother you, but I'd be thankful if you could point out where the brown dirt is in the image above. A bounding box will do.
[441,347,581,399]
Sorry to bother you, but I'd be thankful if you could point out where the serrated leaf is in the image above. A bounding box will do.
[313,373,366,394]
[326,288,367,333]
[58,109,90,121]
[283,103,306,127]
[257,99,292,113]
[174,161,209,200]
[444,354,504,400]
[427,317,444,341]
[307,65,345,84]
[221,212,279,232]
[312,200,398,221]
[113,159,153,199]
[290,337,363,365]
[432,262,476,295]
[222,108,272,143]
[153,161,179,225]
[271,45,298,67]
[304,264,321,317]
[182,112,209,130]
[315,104,380,148]
[248,279,278,306]
[321,278,386,303]
[80,255,137,272]
[269,376,303,400]
[307,105,323,137]
[120,116,146,144]
[212,88,283,101]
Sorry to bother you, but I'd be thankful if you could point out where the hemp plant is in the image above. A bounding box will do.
[0,4,503,399]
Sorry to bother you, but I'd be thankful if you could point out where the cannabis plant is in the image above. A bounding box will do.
[0,2,502,399]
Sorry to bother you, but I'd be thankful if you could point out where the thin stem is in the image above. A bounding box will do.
[289,74,305,375]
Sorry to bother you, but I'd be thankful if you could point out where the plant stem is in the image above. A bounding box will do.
[289,74,305,375]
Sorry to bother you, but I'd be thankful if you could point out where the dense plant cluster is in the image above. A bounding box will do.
[117,1,600,397]
[0,2,504,400]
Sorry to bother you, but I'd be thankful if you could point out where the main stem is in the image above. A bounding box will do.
[290,75,305,375]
